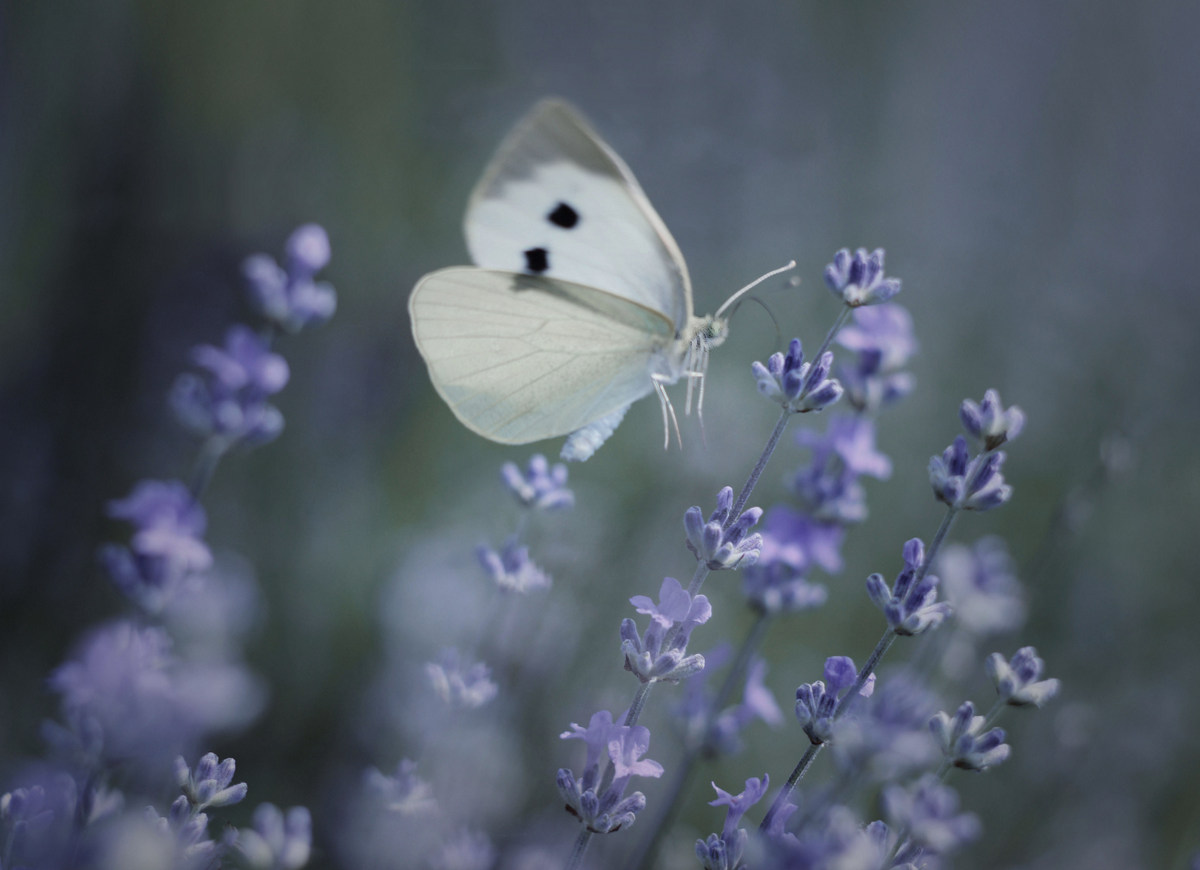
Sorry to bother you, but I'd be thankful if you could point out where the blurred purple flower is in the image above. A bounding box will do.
[235,803,313,869]
[937,536,1026,635]
[500,454,574,511]
[364,759,437,815]
[171,325,289,448]
[477,537,551,593]
[49,620,262,768]
[882,775,981,856]
[101,479,212,612]
[425,649,498,709]
[830,672,941,782]
[986,646,1061,708]
[244,224,337,333]
[837,303,918,413]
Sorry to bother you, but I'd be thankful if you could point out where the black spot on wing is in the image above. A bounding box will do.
[548,201,580,229]
[524,247,549,274]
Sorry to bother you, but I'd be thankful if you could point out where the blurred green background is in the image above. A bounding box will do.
[2,2,1199,867]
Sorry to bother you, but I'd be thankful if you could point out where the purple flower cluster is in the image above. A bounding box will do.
[751,338,843,414]
[621,577,712,683]
[0,226,329,870]
[824,247,902,307]
[684,486,764,571]
[865,538,953,637]
[243,224,337,334]
[930,389,1024,512]
[171,324,290,449]
[557,710,664,834]
[794,656,875,746]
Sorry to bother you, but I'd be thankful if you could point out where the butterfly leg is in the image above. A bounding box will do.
[652,374,683,450]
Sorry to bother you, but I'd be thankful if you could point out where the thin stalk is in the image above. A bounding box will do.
[812,305,853,363]
[729,409,791,521]
[564,829,592,870]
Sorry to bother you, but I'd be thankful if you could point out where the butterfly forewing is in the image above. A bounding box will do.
[464,99,693,333]
[410,267,677,444]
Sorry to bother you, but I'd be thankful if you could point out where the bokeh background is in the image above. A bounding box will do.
[3,2,1199,868]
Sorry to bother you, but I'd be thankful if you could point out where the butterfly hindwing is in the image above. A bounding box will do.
[409,267,677,444]
[464,99,693,333]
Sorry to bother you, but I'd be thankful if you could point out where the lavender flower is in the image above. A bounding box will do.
[929,436,1013,511]
[101,479,213,611]
[937,536,1026,635]
[49,620,263,769]
[425,649,498,709]
[960,388,1025,450]
[881,775,981,856]
[174,752,248,810]
[684,486,764,570]
[558,711,663,833]
[986,646,1061,707]
[794,656,875,745]
[790,416,891,524]
[244,224,337,333]
[830,673,942,782]
[170,324,290,448]
[145,795,220,867]
[865,538,953,636]
[235,803,313,869]
[364,759,437,815]
[500,454,574,510]
[695,775,769,870]
[824,248,902,307]
[929,701,1011,771]
[836,303,918,412]
[705,658,785,755]
[765,804,886,869]
[621,577,711,683]
[751,338,843,413]
[477,537,551,593]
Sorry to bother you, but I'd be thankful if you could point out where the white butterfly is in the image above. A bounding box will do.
[409,99,786,461]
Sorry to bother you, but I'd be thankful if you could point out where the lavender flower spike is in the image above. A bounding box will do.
[500,453,574,511]
[235,803,313,869]
[865,538,953,636]
[986,646,1061,707]
[824,248,902,307]
[558,711,663,833]
[684,486,764,570]
[695,775,769,870]
[245,223,337,333]
[929,436,1013,512]
[175,752,248,810]
[929,702,1011,771]
[425,649,498,709]
[881,775,980,857]
[961,388,1025,450]
[477,537,551,593]
[794,656,875,745]
[751,339,843,414]
[621,578,711,683]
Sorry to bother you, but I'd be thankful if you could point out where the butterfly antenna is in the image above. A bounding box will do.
[715,259,797,320]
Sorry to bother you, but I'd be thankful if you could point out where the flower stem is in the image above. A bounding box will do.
[564,829,592,870]
[730,408,791,521]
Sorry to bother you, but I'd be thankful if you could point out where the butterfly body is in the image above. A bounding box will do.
[409,99,729,460]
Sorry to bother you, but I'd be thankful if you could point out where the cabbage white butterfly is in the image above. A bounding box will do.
[409,99,786,461]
